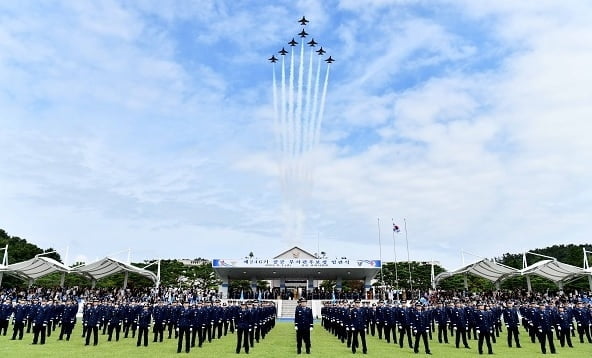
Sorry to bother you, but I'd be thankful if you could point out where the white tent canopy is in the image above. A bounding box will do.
[4,256,72,282]
[73,257,157,283]
[519,259,587,284]
[434,259,518,286]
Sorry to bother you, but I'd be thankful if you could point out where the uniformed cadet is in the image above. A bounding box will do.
[136,302,151,347]
[32,299,49,345]
[533,302,556,354]
[502,300,521,348]
[0,298,13,336]
[368,303,377,336]
[191,301,208,347]
[236,301,251,354]
[350,299,368,354]
[107,302,124,341]
[411,302,432,355]
[554,304,574,348]
[152,300,166,342]
[452,301,470,349]
[167,301,179,339]
[176,300,193,353]
[11,298,28,340]
[433,302,449,344]
[375,300,385,339]
[59,299,77,341]
[84,299,101,346]
[573,301,592,343]
[475,302,494,355]
[294,297,313,354]
[396,302,413,349]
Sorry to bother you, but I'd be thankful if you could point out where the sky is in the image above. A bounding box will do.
[1,0,591,270]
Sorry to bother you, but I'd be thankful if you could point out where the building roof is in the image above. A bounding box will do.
[73,257,158,282]
[213,248,381,281]
[273,246,318,260]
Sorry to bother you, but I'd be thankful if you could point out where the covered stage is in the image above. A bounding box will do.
[212,246,381,299]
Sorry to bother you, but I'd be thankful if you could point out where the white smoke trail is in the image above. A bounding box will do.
[280,56,287,193]
[314,64,331,149]
[302,47,315,183]
[288,47,295,182]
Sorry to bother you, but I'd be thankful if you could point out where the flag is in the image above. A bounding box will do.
[393,223,400,232]
[258,290,262,301]
[240,289,244,301]
[331,291,336,303]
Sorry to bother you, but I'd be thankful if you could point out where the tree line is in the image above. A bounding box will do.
[1,228,590,293]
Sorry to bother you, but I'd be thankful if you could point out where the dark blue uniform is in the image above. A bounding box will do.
[475,305,494,354]
[236,303,252,354]
[136,305,151,347]
[411,305,432,354]
[502,303,521,348]
[176,303,193,353]
[533,305,556,354]
[294,299,313,354]
[350,302,368,354]
[11,300,28,340]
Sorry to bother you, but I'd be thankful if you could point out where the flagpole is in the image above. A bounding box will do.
[404,218,413,299]
[377,218,384,299]
[391,218,400,300]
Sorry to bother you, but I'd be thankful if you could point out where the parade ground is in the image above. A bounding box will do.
[1,321,590,358]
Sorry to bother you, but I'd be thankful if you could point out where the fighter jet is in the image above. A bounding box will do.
[298,29,308,38]
[298,16,309,26]
[278,47,288,55]
[307,38,318,47]
[325,56,335,64]
[288,38,298,47]
[316,47,326,55]
[268,55,278,63]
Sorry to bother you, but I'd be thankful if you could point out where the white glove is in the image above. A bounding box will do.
[295,326,298,330]
[310,327,313,331]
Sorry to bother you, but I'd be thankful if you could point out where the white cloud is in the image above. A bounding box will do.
[1,1,591,272]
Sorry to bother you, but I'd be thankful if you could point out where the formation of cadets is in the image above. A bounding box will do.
[0,296,277,354]
[321,297,592,355]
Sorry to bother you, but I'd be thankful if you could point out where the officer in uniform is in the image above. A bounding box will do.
[554,304,574,348]
[11,298,28,340]
[176,300,193,353]
[475,302,494,355]
[350,299,368,354]
[32,299,49,345]
[534,302,556,354]
[0,298,13,336]
[411,302,432,355]
[502,300,521,348]
[433,302,449,344]
[136,302,152,347]
[107,302,124,342]
[84,299,101,346]
[58,299,77,341]
[236,301,252,354]
[573,301,592,343]
[295,297,313,354]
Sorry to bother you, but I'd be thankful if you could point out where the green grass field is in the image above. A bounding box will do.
[1,322,591,357]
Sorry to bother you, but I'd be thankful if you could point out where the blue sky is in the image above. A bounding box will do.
[1,0,591,270]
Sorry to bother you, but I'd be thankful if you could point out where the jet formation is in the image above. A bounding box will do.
[268,17,334,64]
